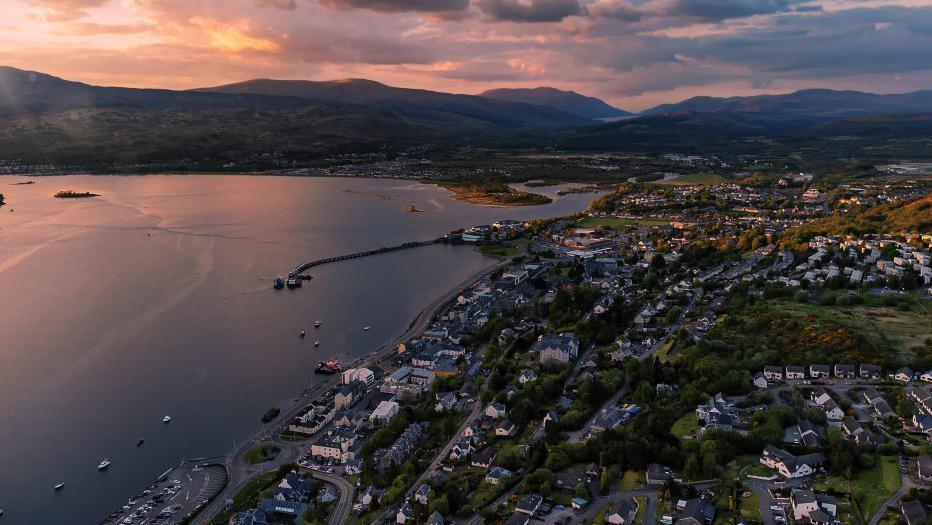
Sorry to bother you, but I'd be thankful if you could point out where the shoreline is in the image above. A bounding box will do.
[153,253,509,525]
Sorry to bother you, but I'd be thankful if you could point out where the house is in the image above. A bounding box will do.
[791,489,838,525]
[913,413,932,435]
[809,365,830,378]
[485,402,507,419]
[396,500,414,524]
[810,389,833,406]
[591,406,628,433]
[834,364,856,379]
[784,420,824,448]
[896,367,915,383]
[902,500,929,525]
[676,499,716,525]
[760,445,824,478]
[543,410,561,428]
[434,392,458,413]
[414,484,431,505]
[786,366,806,379]
[646,463,672,486]
[921,370,932,383]
[516,494,543,515]
[378,422,427,470]
[572,497,589,510]
[764,366,784,381]
[496,419,517,437]
[535,333,580,364]
[462,422,482,439]
[485,466,512,485]
[518,369,538,384]
[471,447,498,468]
[605,497,639,525]
[752,373,769,389]
[860,364,883,380]
[696,393,736,430]
[919,454,932,481]
[335,381,364,410]
[371,400,400,424]
[448,437,473,461]
[357,485,384,509]
[822,399,844,422]
[310,428,357,464]
[554,468,587,492]
[427,512,445,525]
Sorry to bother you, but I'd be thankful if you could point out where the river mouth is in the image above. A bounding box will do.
[0,174,599,524]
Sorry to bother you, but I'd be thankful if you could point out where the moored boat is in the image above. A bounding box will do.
[97,459,111,470]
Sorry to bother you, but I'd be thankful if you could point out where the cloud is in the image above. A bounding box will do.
[317,0,469,13]
[475,0,586,22]
[252,0,297,8]
[25,0,108,21]
[662,0,797,21]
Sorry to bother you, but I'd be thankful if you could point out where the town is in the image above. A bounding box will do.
[102,179,931,525]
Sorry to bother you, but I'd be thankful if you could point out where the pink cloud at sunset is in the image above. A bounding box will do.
[1,0,931,110]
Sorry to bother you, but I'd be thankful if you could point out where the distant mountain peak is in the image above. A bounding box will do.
[479,86,631,119]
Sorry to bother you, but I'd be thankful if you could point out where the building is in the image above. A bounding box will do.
[809,365,830,378]
[902,500,929,525]
[485,401,507,419]
[414,484,431,505]
[860,364,883,380]
[535,333,580,364]
[763,366,783,381]
[516,494,543,515]
[371,400,399,424]
[834,364,856,379]
[605,497,639,525]
[919,454,932,481]
[676,499,715,525]
[760,445,823,478]
[791,489,838,525]
[786,366,806,379]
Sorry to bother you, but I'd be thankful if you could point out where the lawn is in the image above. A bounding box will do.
[208,470,281,525]
[769,300,931,363]
[619,470,645,491]
[244,445,281,465]
[479,244,519,258]
[670,412,698,441]
[815,455,901,523]
[635,496,648,524]
[576,216,669,229]
[739,491,760,520]
[651,173,725,186]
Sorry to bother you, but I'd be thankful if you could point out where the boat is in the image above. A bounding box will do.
[162,415,172,423]
[273,276,285,290]
[299,330,306,338]
[286,275,298,289]
[314,340,320,347]
[363,326,371,331]
[315,359,342,375]
[98,459,111,470]
[53,482,65,490]
[314,320,321,328]
[136,438,145,447]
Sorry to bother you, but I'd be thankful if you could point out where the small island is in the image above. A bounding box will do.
[54,190,99,199]
[440,181,551,206]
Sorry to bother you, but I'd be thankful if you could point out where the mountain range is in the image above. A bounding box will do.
[2,66,932,166]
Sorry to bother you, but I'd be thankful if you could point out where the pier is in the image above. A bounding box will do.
[291,239,442,275]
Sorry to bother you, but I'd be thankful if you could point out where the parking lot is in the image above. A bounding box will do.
[100,463,227,525]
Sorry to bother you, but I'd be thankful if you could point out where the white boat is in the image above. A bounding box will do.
[363,326,371,331]
[98,459,111,470]
[314,340,320,347]
[299,330,306,338]
[53,482,65,490]
[314,320,321,328]
[162,415,172,423]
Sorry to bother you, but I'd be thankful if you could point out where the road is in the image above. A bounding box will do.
[189,259,509,524]
[313,471,356,525]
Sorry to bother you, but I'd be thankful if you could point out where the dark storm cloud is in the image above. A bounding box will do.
[475,0,586,22]
[666,0,797,21]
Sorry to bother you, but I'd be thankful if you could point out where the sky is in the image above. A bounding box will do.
[1,0,931,110]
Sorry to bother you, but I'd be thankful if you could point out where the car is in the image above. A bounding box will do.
[770,506,781,511]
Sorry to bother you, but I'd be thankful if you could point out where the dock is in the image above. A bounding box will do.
[291,239,442,275]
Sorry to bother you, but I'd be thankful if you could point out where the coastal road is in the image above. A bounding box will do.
[313,471,356,525]
[192,258,509,524]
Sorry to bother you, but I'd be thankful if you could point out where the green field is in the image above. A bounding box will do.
[577,216,669,229]
[651,173,725,186]
[769,300,931,363]
[814,455,901,523]
[635,496,648,524]
[619,470,644,491]
[243,445,281,465]
[670,413,698,441]
[479,244,519,258]
[739,491,761,520]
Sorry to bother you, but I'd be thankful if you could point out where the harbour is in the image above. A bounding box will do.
[0,174,599,524]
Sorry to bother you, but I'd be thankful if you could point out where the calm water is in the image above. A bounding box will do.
[0,175,597,524]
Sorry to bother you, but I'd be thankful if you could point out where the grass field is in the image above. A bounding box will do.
[651,173,725,186]
[619,470,644,491]
[243,445,280,465]
[769,300,931,363]
[739,491,761,520]
[577,216,669,229]
[479,244,519,258]
[670,413,698,441]
[814,455,901,523]
[635,496,648,524]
